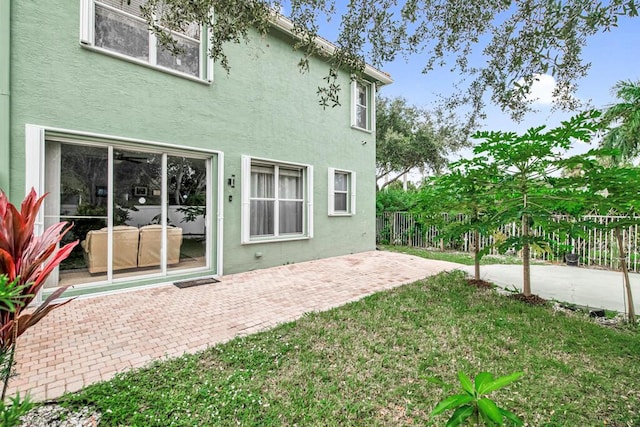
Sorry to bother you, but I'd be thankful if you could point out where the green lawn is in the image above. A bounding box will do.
[61,270,640,426]
[379,244,530,265]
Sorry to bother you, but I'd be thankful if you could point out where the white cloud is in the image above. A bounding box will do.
[518,73,557,105]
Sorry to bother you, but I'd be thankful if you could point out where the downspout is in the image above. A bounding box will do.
[0,0,11,198]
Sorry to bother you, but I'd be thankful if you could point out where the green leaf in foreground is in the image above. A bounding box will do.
[431,370,524,426]
[446,405,474,427]
[431,394,475,416]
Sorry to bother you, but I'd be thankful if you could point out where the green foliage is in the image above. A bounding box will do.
[467,111,602,294]
[600,80,640,163]
[412,111,604,290]
[0,276,30,314]
[416,160,501,278]
[561,152,640,322]
[0,275,34,424]
[376,187,417,214]
[176,191,206,223]
[376,96,466,189]
[145,0,639,125]
[0,393,33,427]
[429,371,524,426]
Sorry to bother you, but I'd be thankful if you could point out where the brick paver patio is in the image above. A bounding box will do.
[8,250,461,401]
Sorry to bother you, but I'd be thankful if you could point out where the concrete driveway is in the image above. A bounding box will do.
[461,263,640,313]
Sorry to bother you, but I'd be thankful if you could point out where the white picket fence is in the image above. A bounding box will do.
[376,211,640,272]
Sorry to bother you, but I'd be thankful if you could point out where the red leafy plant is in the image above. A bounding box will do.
[0,189,78,350]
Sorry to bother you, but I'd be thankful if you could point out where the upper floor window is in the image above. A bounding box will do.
[351,80,375,132]
[328,168,356,216]
[80,0,213,82]
[241,156,314,244]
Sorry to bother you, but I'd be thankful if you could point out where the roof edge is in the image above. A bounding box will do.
[269,14,393,86]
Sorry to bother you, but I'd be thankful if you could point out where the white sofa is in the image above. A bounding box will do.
[81,225,140,274]
[137,225,183,268]
[81,225,183,273]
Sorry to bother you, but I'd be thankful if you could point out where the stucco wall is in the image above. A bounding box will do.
[10,1,378,276]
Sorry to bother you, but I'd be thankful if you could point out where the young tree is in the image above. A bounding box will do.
[600,80,640,163]
[561,153,640,323]
[471,111,601,296]
[417,161,499,280]
[376,97,466,189]
[141,0,638,123]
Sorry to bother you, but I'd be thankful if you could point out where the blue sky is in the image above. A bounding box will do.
[378,15,639,136]
[296,6,639,140]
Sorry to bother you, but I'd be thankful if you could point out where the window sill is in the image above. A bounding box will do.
[328,212,354,217]
[242,235,311,245]
[350,125,372,134]
[80,43,213,85]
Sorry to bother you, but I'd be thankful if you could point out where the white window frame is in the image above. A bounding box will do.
[24,124,225,293]
[328,168,356,216]
[351,79,376,132]
[79,0,214,83]
[241,155,314,244]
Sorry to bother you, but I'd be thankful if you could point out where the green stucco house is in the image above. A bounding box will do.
[0,1,392,298]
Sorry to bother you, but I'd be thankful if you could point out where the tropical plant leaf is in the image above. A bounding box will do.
[478,397,503,424]
[474,372,494,394]
[481,371,524,394]
[0,250,16,282]
[499,408,524,426]
[0,189,77,349]
[31,241,78,288]
[431,394,475,416]
[445,405,474,427]
[458,371,475,396]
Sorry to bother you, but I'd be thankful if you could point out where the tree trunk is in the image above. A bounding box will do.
[377,168,412,190]
[522,214,531,296]
[614,227,636,324]
[474,229,480,280]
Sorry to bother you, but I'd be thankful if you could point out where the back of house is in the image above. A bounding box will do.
[1,0,392,298]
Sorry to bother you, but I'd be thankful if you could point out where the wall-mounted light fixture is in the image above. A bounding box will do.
[228,174,236,188]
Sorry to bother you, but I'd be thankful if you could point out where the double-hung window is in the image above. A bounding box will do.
[351,80,375,132]
[328,168,356,216]
[80,0,213,81]
[241,156,313,243]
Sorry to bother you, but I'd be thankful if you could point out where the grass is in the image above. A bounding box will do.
[61,270,640,426]
[379,244,530,265]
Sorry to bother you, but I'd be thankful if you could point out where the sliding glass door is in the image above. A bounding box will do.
[43,139,212,289]
[167,155,207,271]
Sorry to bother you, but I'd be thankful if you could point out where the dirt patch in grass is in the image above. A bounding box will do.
[466,278,493,289]
[508,293,548,305]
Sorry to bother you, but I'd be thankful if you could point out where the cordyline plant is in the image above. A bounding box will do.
[0,275,34,424]
[0,189,78,351]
